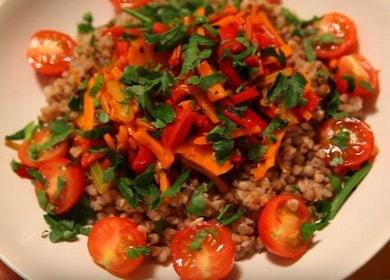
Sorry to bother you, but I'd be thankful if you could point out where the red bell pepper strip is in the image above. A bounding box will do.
[223,108,267,132]
[162,108,196,150]
[229,87,261,105]
[293,90,321,120]
[219,59,244,88]
[12,162,33,179]
[152,22,168,34]
[244,55,260,67]
[131,146,156,174]
[103,26,125,37]
[81,152,105,170]
[219,21,240,41]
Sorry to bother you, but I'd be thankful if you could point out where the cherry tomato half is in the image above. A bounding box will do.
[320,117,375,171]
[171,221,235,280]
[258,194,312,259]
[110,0,151,10]
[335,53,379,98]
[314,13,358,59]
[18,128,68,168]
[88,217,146,278]
[26,30,76,75]
[35,158,84,214]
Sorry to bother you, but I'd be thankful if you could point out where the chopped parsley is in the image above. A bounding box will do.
[56,176,66,199]
[89,74,105,97]
[187,73,227,90]
[331,130,351,150]
[342,76,356,93]
[261,47,286,67]
[163,170,190,197]
[207,125,234,164]
[187,183,209,216]
[303,38,316,62]
[329,155,344,167]
[217,204,245,226]
[28,169,47,185]
[247,144,268,163]
[312,33,343,45]
[146,25,188,51]
[181,34,214,75]
[127,246,151,260]
[301,163,372,240]
[188,228,218,251]
[262,118,288,141]
[6,121,37,141]
[78,12,95,34]
[360,80,374,93]
[267,73,308,108]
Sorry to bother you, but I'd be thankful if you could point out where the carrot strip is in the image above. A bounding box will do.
[132,129,174,169]
[104,133,116,150]
[197,61,228,102]
[116,125,128,151]
[251,130,286,180]
[4,140,21,151]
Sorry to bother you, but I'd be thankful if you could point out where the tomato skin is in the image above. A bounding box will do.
[26,30,76,75]
[315,13,358,59]
[335,54,379,98]
[88,217,146,278]
[320,117,375,172]
[110,0,151,10]
[171,221,235,280]
[18,128,68,168]
[35,158,84,214]
[258,194,312,259]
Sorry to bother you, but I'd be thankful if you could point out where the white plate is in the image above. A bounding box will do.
[0,0,389,279]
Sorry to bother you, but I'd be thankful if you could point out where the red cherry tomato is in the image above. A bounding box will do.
[26,30,76,75]
[110,0,151,10]
[18,128,68,168]
[320,117,375,171]
[258,194,312,259]
[171,221,235,280]
[88,217,146,278]
[314,13,358,59]
[35,158,84,214]
[335,53,379,98]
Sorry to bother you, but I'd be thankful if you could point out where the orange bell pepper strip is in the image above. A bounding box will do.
[251,130,286,180]
[105,80,135,124]
[156,162,170,193]
[132,128,174,169]
[127,38,167,67]
[197,61,229,102]
[175,144,233,177]
[77,76,99,131]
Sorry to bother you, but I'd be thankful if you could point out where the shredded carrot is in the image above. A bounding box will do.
[135,119,156,131]
[189,86,220,124]
[197,61,228,102]
[77,77,98,131]
[116,125,128,151]
[132,129,174,169]
[259,67,294,86]
[4,140,21,151]
[251,130,286,180]
[104,133,116,150]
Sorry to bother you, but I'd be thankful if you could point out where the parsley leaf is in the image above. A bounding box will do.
[261,47,286,67]
[247,144,268,163]
[342,76,356,93]
[331,130,350,150]
[56,176,66,198]
[267,73,308,108]
[217,204,245,226]
[146,25,188,51]
[152,104,176,124]
[188,229,209,251]
[329,155,344,167]
[89,74,105,97]
[181,34,214,75]
[360,80,374,93]
[127,246,151,260]
[78,12,95,34]
[263,118,288,140]
[303,38,316,62]
[187,73,226,90]
[28,120,73,160]
[163,170,190,197]
[301,163,372,240]
[187,184,208,216]
[207,126,234,164]
[312,33,343,45]
[6,121,37,141]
